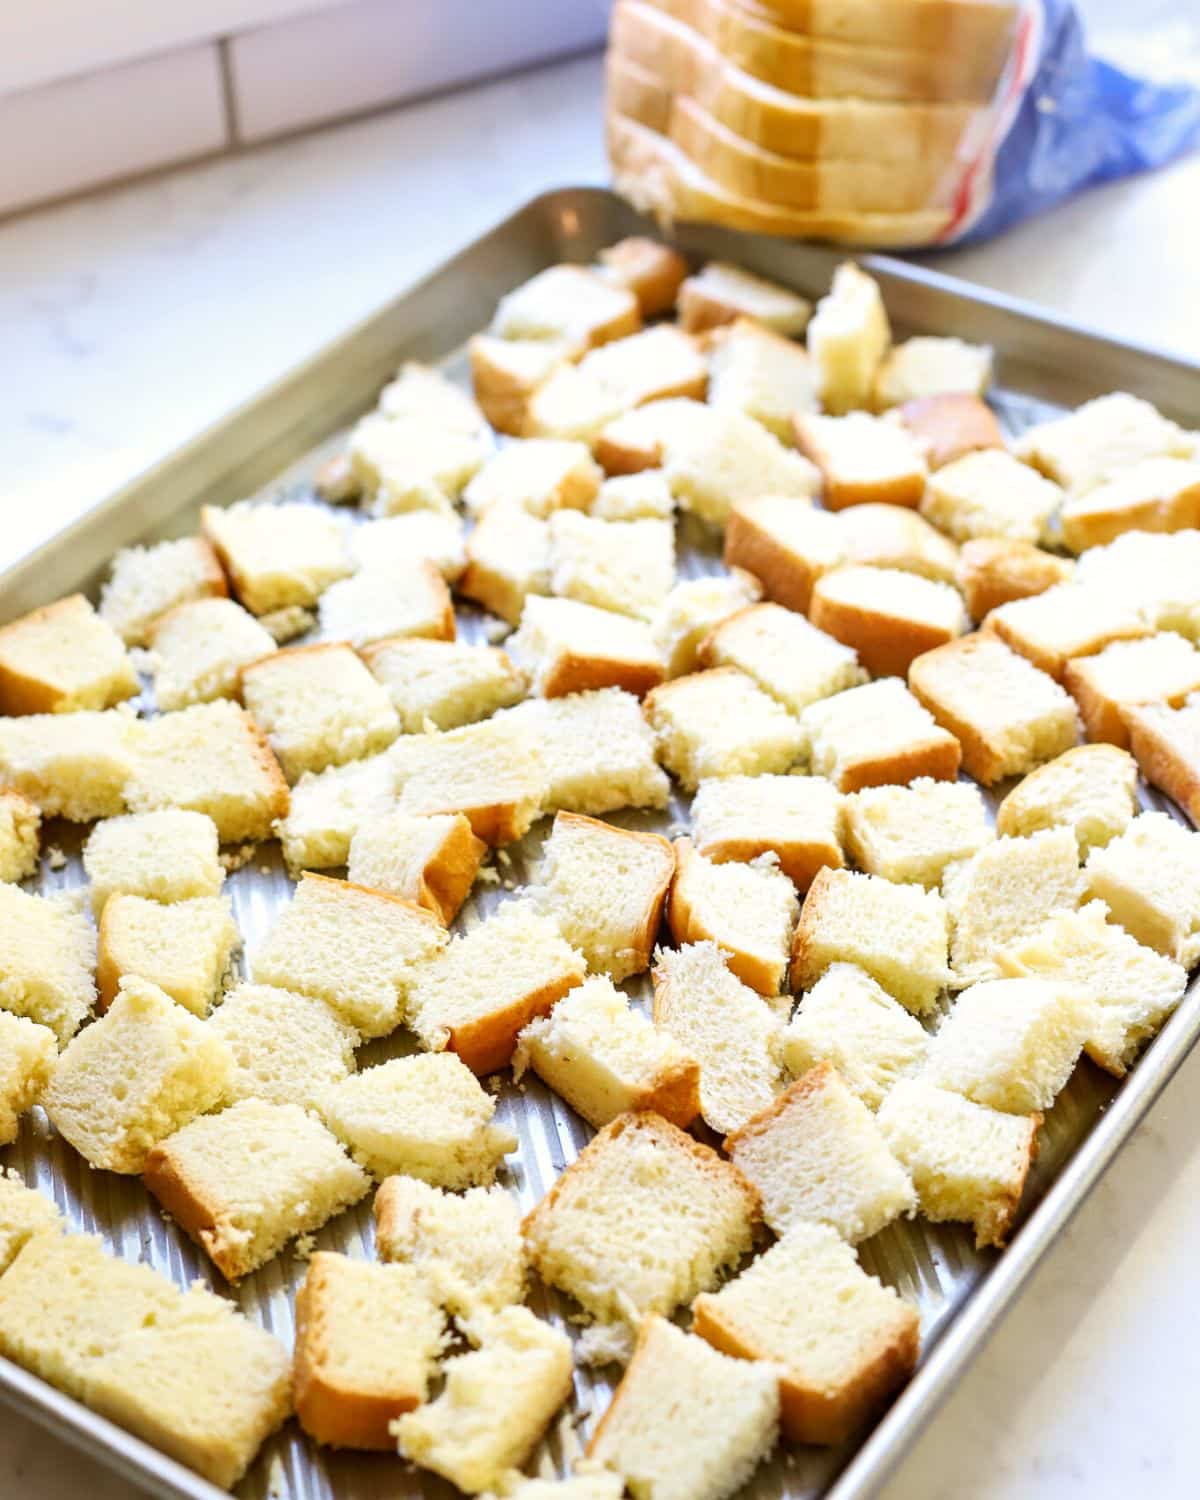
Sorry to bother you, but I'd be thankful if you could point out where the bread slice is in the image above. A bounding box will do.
[491,263,641,354]
[317,557,455,649]
[644,667,805,790]
[125,699,290,841]
[920,449,1062,545]
[525,810,674,979]
[516,975,700,1130]
[0,594,137,715]
[511,595,664,699]
[396,1305,574,1495]
[791,866,951,1015]
[661,405,819,527]
[591,470,675,521]
[707,316,818,440]
[692,1222,918,1445]
[0,884,97,1043]
[1015,391,1190,495]
[469,334,572,436]
[348,415,486,518]
[995,744,1137,859]
[0,709,136,822]
[955,536,1075,621]
[700,601,866,716]
[458,501,551,625]
[677,259,810,335]
[794,413,926,511]
[908,632,1079,784]
[100,536,228,646]
[1059,456,1200,553]
[97,893,238,1016]
[146,596,276,711]
[42,976,232,1174]
[1083,811,1200,966]
[0,1012,56,1145]
[523,1111,758,1325]
[893,392,1004,471]
[201,500,352,613]
[727,1063,915,1240]
[588,1314,780,1500]
[805,261,890,415]
[837,503,960,585]
[799,677,961,794]
[691,772,842,889]
[209,981,357,1108]
[362,637,525,733]
[810,564,966,677]
[1125,694,1200,825]
[652,941,785,1135]
[597,236,689,317]
[347,809,485,925]
[548,511,675,621]
[876,1079,1039,1248]
[464,438,602,518]
[842,777,993,887]
[0,1176,61,1274]
[594,396,712,475]
[274,751,395,872]
[873,336,992,409]
[391,715,546,843]
[1073,529,1200,640]
[651,569,762,677]
[1064,633,1200,748]
[0,787,40,882]
[83,808,223,914]
[668,838,798,996]
[349,509,467,582]
[293,1251,444,1450]
[723,496,841,614]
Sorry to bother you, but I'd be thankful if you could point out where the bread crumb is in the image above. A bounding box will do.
[422,716,439,735]
[292,1232,317,1262]
[45,845,66,870]
[483,616,511,643]
[576,1320,635,1367]
[259,605,316,644]
[497,848,512,867]
[477,865,501,885]
[219,843,257,873]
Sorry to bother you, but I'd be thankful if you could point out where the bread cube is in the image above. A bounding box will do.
[691,773,843,890]
[294,1251,443,1450]
[810,565,967,678]
[201,501,352,613]
[254,872,445,1037]
[317,558,455,649]
[794,412,927,511]
[998,748,1136,865]
[651,570,762,678]
[591,470,674,521]
[146,596,276,711]
[0,595,137,715]
[348,415,486,517]
[693,1222,918,1445]
[792,866,951,1015]
[597,236,688,317]
[97,893,238,1016]
[0,884,96,1043]
[0,1177,61,1274]
[652,942,785,1135]
[678,260,811,335]
[894,392,1004,471]
[668,839,797,997]
[956,536,1075,621]
[511,595,663,700]
[873,336,992,409]
[210,981,357,1108]
[548,511,675,620]
[724,496,843,614]
[594,397,712,476]
[805,262,890,414]
[664,407,819,528]
[842,778,993,888]
[986,583,1151,682]
[522,1111,759,1325]
[125,700,290,841]
[361,637,524,732]
[837,502,960,584]
[1064,633,1200,748]
[464,438,601,518]
[274,752,395,872]
[727,1064,915,1241]
[391,715,546,843]
[491,263,641,352]
[799,677,961,794]
[0,1012,56,1145]
[144,1098,369,1280]
[348,510,466,581]
[1083,811,1200,966]
[1125,694,1200,825]
[0,788,40,882]
[83,809,223,914]
[589,1315,780,1500]
[644,668,805,791]
[708,317,818,439]
[43,977,232,1173]
[0,710,136,822]
[376,360,485,433]
[920,449,1063,544]
[877,1079,1040,1247]
[1016,391,1189,495]
[469,333,571,436]
[458,501,551,625]
[908,632,1079,784]
[701,601,866,717]
[100,535,228,646]
[347,809,484,924]
[1074,528,1200,640]
[396,1305,574,1495]
[1059,456,1200,553]
[241,642,400,782]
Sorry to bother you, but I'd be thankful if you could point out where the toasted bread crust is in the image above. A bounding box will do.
[235,707,293,835]
[896,393,1003,470]
[142,1142,244,1281]
[809,585,958,679]
[594,424,668,476]
[554,812,676,977]
[447,967,585,1077]
[694,829,842,891]
[540,649,664,700]
[412,817,488,926]
[955,538,1074,622]
[667,838,786,996]
[1124,705,1200,826]
[723,502,826,614]
[831,733,961,796]
[974,1111,1041,1249]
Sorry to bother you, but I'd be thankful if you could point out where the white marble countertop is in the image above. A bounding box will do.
[2,35,1200,1500]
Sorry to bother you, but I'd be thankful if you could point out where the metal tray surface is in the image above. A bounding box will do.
[1,187,1199,1500]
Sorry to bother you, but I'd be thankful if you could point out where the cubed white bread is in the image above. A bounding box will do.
[1064,633,1200,748]
[406,900,585,1075]
[347,810,485,925]
[836,503,960,585]
[588,1314,780,1500]
[791,866,951,1016]
[491,263,641,353]
[872,336,992,410]
[0,1177,61,1274]
[595,397,712,475]
[464,439,602,518]
[469,334,572,436]
[396,1306,574,1495]
[241,642,400,782]
[317,558,456,649]
[1059,457,1200,553]
[361,637,525,733]
[876,1079,1040,1248]
[511,595,664,699]
[0,710,137,822]
[391,714,547,843]
[0,788,40,882]
[522,1111,759,1325]
[692,1223,918,1446]
[1015,391,1190,495]
[516,975,700,1130]
[100,536,228,646]
[209,981,357,1109]
[293,1251,444,1450]
[146,597,276,711]
[668,839,798,997]
[398,350,512,430]
[810,565,967,678]
[707,317,818,439]
[591,470,675,521]
[376,361,485,433]
[999,901,1187,1077]
[691,773,843,890]
[125,699,290,842]
[459,502,551,625]
[597,236,689,318]
[42,977,232,1174]
[0,884,96,1043]
[0,1013,57,1144]
[253,871,446,1037]
[996,744,1139,856]
[82,808,223,914]
[644,668,805,791]
[274,752,395,872]
[843,777,993,889]
[920,448,1063,546]
[662,406,819,528]
[700,601,866,717]
[96,894,239,1016]
[726,1063,915,1241]
[0,595,137,715]
[348,415,486,518]
[794,413,927,511]
[651,570,762,678]
[908,632,1080,784]
[1074,529,1200,640]
[799,677,962,794]
[143,1098,370,1280]
[805,261,891,415]
[1125,695,1200,826]
[652,941,785,1135]
[723,496,843,614]
[375,1176,526,1316]
[548,511,675,621]
[348,510,467,582]
[526,811,674,979]
[942,828,1083,987]
[893,392,1004,472]
[1083,811,1200,967]
[955,536,1075,621]
[201,501,352,613]
[678,259,811,335]
[781,963,929,1110]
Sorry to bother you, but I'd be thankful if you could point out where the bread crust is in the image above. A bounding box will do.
[1124,704,1200,826]
[833,733,961,796]
[597,236,689,319]
[795,419,925,513]
[142,1141,246,1282]
[233,706,293,835]
[554,812,676,977]
[0,596,136,715]
[895,393,1003,470]
[668,837,787,996]
[413,816,488,925]
[955,538,1074,622]
[594,424,668,475]
[985,610,1147,684]
[809,583,959,679]
[1060,468,1200,553]
[723,502,828,614]
[540,648,664,700]
[449,968,586,1077]
[973,1111,1041,1249]
[694,829,841,892]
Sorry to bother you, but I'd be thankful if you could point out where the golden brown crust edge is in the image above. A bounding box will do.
[667,838,784,996]
[1124,705,1200,826]
[809,589,957,679]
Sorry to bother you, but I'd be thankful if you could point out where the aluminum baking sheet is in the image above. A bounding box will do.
[1,188,1198,1500]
